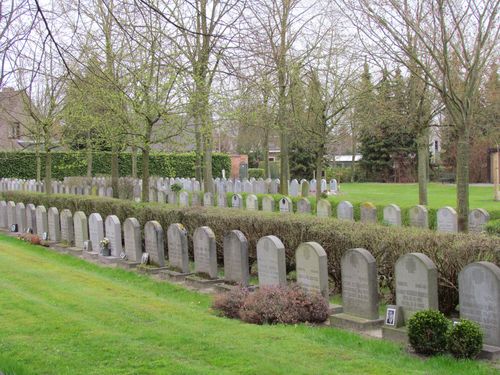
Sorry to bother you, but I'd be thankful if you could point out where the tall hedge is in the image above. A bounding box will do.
[3,191,499,315]
[0,151,231,180]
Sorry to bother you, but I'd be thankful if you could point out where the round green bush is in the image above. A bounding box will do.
[407,310,450,355]
[447,319,483,359]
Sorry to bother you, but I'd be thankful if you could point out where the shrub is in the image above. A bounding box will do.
[248,168,265,179]
[407,310,450,355]
[485,219,500,236]
[447,319,483,359]
[212,286,250,319]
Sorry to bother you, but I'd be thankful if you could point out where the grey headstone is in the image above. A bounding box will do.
[309,179,317,194]
[290,179,299,197]
[223,230,249,285]
[217,192,227,208]
[88,213,104,252]
[105,215,122,257]
[301,180,309,197]
[279,197,292,213]
[341,248,379,320]
[409,205,428,228]
[15,202,26,232]
[262,196,275,212]
[437,206,458,233]
[383,204,401,226]
[73,211,89,249]
[231,194,242,209]
[203,192,213,207]
[179,192,189,208]
[360,202,377,223]
[144,221,165,267]
[6,201,15,229]
[316,199,331,218]
[48,208,61,242]
[35,205,48,237]
[246,194,258,210]
[257,235,286,287]
[468,208,489,233]
[124,218,142,262]
[297,198,311,214]
[459,261,500,347]
[0,201,7,228]
[395,253,438,322]
[167,223,189,273]
[26,203,36,233]
[330,179,338,192]
[337,201,354,221]
[193,226,218,278]
[60,209,74,245]
[296,242,329,298]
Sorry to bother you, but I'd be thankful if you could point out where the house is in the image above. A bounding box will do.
[0,88,34,151]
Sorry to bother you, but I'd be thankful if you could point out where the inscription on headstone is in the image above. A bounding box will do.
[337,201,354,221]
[223,230,249,285]
[437,206,458,233]
[262,196,275,212]
[383,204,401,227]
[316,199,331,218]
[409,205,428,228]
[296,242,328,298]
[468,208,490,233]
[193,226,218,278]
[167,223,189,273]
[360,202,377,224]
[257,235,286,286]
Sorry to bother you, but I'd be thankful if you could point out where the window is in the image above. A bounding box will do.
[9,122,21,139]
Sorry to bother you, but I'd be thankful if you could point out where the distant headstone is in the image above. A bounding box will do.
[0,201,7,228]
[15,202,26,233]
[179,191,189,208]
[203,192,213,207]
[409,205,428,228]
[316,199,331,218]
[6,201,15,229]
[47,207,61,242]
[279,197,292,213]
[257,235,286,286]
[231,194,242,209]
[105,215,123,257]
[243,181,253,193]
[330,179,338,192]
[26,203,37,234]
[296,242,329,298]
[88,213,104,252]
[383,204,401,227]
[246,194,258,210]
[35,205,48,238]
[301,180,309,197]
[337,201,354,221]
[309,179,317,194]
[468,208,490,233]
[320,179,327,193]
[360,202,377,223]
[73,211,89,249]
[60,209,74,245]
[144,221,165,267]
[193,226,218,278]
[395,253,438,322]
[297,198,311,214]
[223,230,249,286]
[459,261,500,347]
[341,248,379,320]
[262,196,275,212]
[217,192,227,208]
[123,218,142,262]
[290,179,299,197]
[167,223,189,273]
[437,206,458,233]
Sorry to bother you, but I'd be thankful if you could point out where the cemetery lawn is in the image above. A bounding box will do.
[336,182,499,211]
[0,234,497,375]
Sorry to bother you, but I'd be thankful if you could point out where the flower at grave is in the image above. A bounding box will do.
[100,237,110,249]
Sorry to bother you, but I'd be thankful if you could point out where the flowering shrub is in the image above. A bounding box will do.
[212,286,250,319]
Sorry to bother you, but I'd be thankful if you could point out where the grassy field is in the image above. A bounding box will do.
[0,233,498,375]
[331,183,499,211]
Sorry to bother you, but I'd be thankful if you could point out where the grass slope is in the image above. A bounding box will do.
[0,234,497,375]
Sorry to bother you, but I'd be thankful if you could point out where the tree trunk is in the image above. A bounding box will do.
[195,123,203,183]
[44,148,52,195]
[111,145,119,198]
[350,141,356,183]
[141,146,150,202]
[35,145,41,182]
[417,128,429,205]
[263,127,270,178]
[131,146,138,178]
[456,126,470,231]
[86,139,93,179]
[203,131,214,193]
[315,154,322,201]
[279,130,289,194]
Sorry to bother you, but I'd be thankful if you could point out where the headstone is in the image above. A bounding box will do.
[360,202,377,223]
[60,209,74,245]
[468,208,490,233]
[15,202,26,232]
[316,199,331,218]
[262,196,275,212]
[144,221,165,267]
[395,253,438,322]
[279,197,292,213]
[301,180,309,197]
[123,218,142,262]
[0,201,7,228]
[309,179,317,195]
[88,213,104,252]
[167,223,189,273]
[106,187,113,197]
[179,191,189,208]
[203,192,213,207]
[270,179,279,194]
[217,192,227,208]
[383,204,401,227]
[297,198,311,214]
[246,194,258,210]
[231,194,242,209]
[168,191,177,205]
[257,235,286,286]
[234,179,242,193]
[290,179,299,197]
[223,230,249,286]
[320,179,327,193]
[105,215,123,257]
[73,211,89,249]
[459,261,500,347]
[409,205,428,228]
[6,201,15,229]
[330,179,338,192]
[437,206,458,233]
[193,226,218,278]
[26,203,36,233]
[243,180,253,193]
[341,248,379,320]
[35,205,48,237]
[296,242,329,298]
[337,201,354,221]
[157,190,166,204]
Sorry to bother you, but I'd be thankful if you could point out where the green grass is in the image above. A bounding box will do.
[0,233,497,375]
[334,183,499,212]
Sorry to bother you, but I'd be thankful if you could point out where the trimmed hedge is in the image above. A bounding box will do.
[0,151,231,180]
[248,168,265,179]
[3,191,499,314]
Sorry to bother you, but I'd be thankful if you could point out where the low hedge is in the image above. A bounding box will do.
[486,219,500,236]
[3,191,499,314]
[0,151,231,180]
